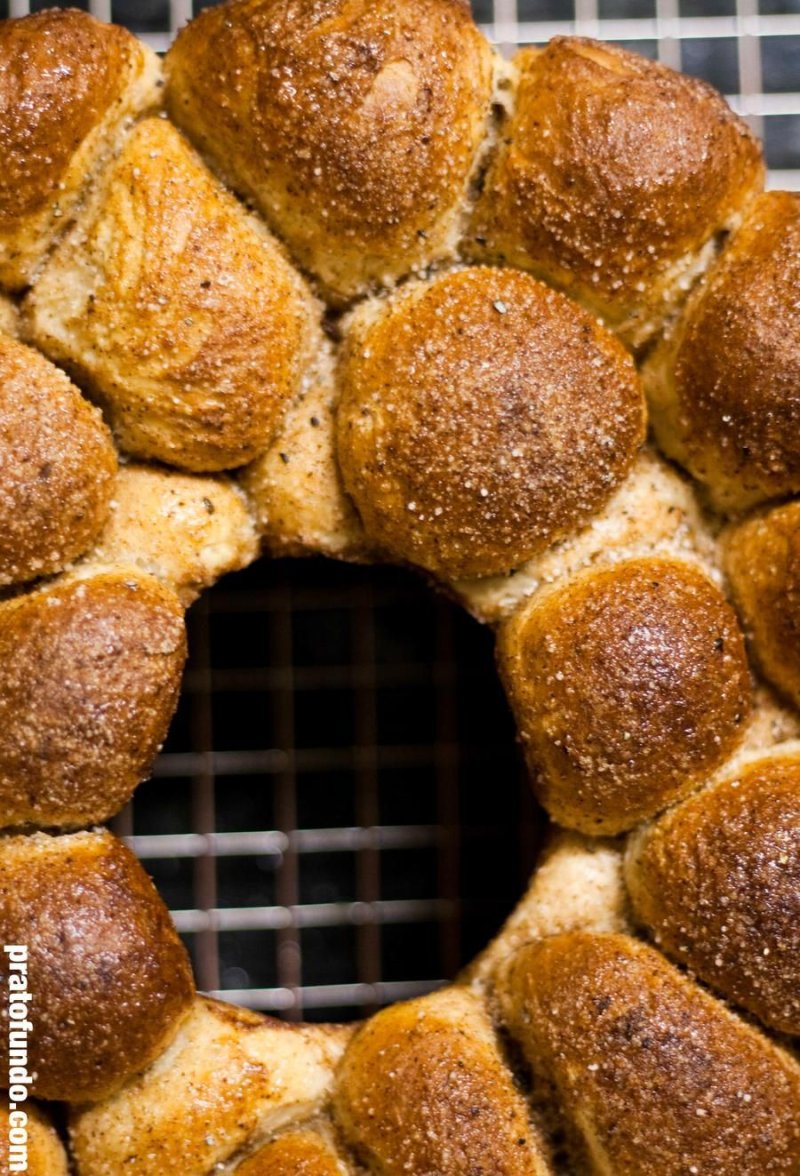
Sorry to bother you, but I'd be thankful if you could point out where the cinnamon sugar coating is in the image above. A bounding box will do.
[70,997,353,1176]
[85,464,258,605]
[0,571,186,829]
[0,334,116,585]
[468,37,764,346]
[627,751,800,1034]
[724,500,800,706]
[333,986,550,1175]
[647,191,800,511]
[26,118,317,473]
[0,9,161,290]
[499,933,800,1175]
[338,268,645,579]
[165,0,496,302]
[0,829,194,1103]
[236,1131,349,1175]
[498,558,751,833]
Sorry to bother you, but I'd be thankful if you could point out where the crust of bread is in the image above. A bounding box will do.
[234,1130,351,1176]
[724,500,800,705]
[25,117,318,473]
[0,829,193,1103]
[0,10,162,291]
[646,192,800,511]
[85,463,258,605]
[0,1100,69,1175]
[338,268,645,578]
[451,447,719,624]
[0,570,186,829]
[498,557,751,833]
[240,337,370,561]
[498,932,800,1175]
[468,37,764,347]
[70,996,353,1176]
[165,0,496,303]
[626,749,800,1034]
[333,985,551,1175]
[0,333,117,585]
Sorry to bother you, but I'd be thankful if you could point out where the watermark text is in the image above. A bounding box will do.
[4,945,32,1173]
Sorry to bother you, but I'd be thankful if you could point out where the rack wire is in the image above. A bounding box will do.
[119,559,541,1020]
[2,0,797,1021]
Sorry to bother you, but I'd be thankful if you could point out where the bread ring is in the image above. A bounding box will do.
[0,5,798,1173]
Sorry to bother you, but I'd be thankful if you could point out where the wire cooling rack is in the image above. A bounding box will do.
[2,0,798,1021]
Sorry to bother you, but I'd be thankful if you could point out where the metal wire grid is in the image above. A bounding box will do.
[113,560,541,1020]
[1,0,797,1021]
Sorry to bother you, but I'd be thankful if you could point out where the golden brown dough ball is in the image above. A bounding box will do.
[337,268,645,579]
[0,10,161,291]
[498,932,800,1176]
[86,464,258,605]
[0,829,194,1103]
[70,997,353,1176]
[468,37,764,347]
[724,501,800,705]
[0,570,186,829]
[165,0,497,303]
[0,1101,69,1175]
[236,1132,348,1176]
[333,986,551,1175]
[498,557,751,834]
[626,751,800,1035]
[26,117,317,473]
[0,334,117,586]
[646,191,800,512]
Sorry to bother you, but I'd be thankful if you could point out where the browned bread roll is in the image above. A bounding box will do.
[498,557,751,833]
[0,570,186,829]
[338,267,645,578]
[26,117,318,473]
[235,1131,350,1175]
[70,996,353,1176]
[333,986,551,1174]
[0,334,116,586]
[468,37,764,347]
[498,932,800,1175]
[0,1101,69,1175]
[626,748,800,1034]
[724,501,800,705]
[0,10,161,292]
[85,464,258,605]
[164,0,497,304]
[0,829,194,1103]
[646,191,800,511]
